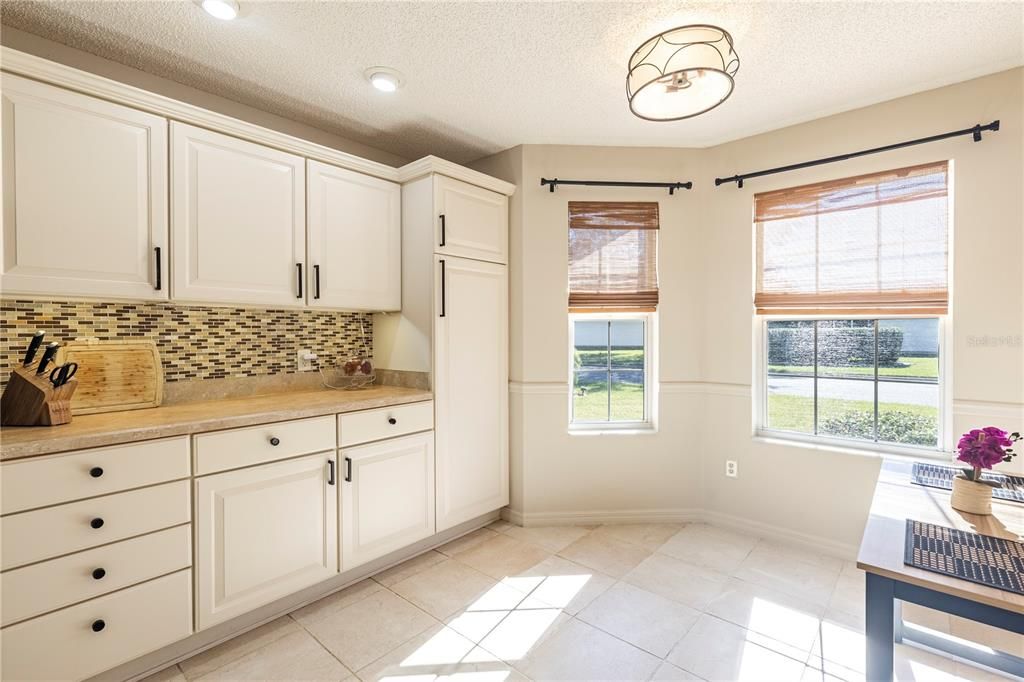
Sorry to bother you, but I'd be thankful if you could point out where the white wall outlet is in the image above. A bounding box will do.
[296,349,318,372]
[725,460,738,478]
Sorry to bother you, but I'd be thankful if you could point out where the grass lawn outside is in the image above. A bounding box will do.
[768,356,938,379]
[767,393,938,446]
[572,373,644,422]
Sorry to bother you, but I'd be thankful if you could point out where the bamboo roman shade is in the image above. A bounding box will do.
[568,202,659,311]
[754,161,949,315]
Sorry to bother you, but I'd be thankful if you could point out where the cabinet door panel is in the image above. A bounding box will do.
[434,176,507,264]
[1,74,167,300]
[307,160,400,311]
[434,256,508,531]
[341,432,434,571]
[172,122,305,306]
[195,452,337,629]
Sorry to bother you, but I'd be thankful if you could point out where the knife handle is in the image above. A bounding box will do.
[22,331,45,366]
[36,342,60,375]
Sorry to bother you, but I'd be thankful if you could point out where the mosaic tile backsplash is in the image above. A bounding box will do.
[0,299,373,388]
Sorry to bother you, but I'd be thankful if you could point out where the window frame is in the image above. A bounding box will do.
[568,311,656,432]
[753,313,951,457]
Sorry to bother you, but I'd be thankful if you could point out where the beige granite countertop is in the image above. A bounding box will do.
[0,386,432,460]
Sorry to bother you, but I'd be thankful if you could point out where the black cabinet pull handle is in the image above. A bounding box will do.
[296,263,303,298]
[269,437,280,446]
[388,417,397,425]
[89,467,104,478]
[154,247,162,291]
[92,568,106,580]
[91,619,105,633]
[90,518,104,529]
[439,260,446,318]
[314,264,321,300]
[327,459,335,485]
[344,457,353,482]
[439,214,446,247]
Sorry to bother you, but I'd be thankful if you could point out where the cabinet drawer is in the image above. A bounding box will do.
[1,481,190,570]
[194,415,335,475]
[339,401,434,447]
[1,569,192,682]
[1,437,190,515]
[2,525,191,626]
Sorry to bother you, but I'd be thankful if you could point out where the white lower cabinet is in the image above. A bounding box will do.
[341,431,435,571]
[1,569,192,682]
[195,452,338,629]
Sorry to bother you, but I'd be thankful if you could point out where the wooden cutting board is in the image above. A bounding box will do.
[56,339,163,415]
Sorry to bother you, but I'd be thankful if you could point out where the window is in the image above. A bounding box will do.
[754,163,949,451]
[763,318,942,449]
[572,314,651,424]
[568,201,658,427]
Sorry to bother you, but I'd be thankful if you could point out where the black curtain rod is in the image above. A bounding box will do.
[714,120,1000,189]
[541,178,693,195]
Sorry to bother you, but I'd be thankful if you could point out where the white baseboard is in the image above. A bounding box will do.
[501,506,858,561]
[516,508,702,527]
[701,509,860,561]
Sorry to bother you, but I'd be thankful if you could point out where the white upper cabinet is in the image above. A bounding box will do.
[1,74,168,300]
[434,255,509,531]
[171,122,306,306]
[434,175,507,264]
[307,161,400,311]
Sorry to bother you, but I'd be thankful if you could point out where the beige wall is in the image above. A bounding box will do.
[0,27,409,167]
[474,145,709,524]
[473,67,1024,552]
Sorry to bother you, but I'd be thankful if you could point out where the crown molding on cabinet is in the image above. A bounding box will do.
[1,47,517,195]
[398,155,517,196]
[0,47,399,181]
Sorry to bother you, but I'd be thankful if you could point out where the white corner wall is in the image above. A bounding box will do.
[472,67,1024,556]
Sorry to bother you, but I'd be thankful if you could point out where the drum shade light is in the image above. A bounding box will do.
[627,24,739,121]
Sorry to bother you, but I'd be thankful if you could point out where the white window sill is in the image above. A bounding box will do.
[569,423,658,436]
[753,432,948,462]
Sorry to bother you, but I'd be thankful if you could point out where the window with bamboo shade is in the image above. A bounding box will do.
[568,201,659,311]
[754,161,949,315]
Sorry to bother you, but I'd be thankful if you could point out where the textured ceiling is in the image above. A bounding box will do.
[2,1,1022,164]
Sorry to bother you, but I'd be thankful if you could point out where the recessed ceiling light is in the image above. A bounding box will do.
[364,67,403,93]
[200,0,239,21]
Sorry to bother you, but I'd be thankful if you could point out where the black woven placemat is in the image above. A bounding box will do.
[911,462,1024,503]
[905,520,1024,595]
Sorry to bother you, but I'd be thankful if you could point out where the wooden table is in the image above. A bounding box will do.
[857,462,1024,680]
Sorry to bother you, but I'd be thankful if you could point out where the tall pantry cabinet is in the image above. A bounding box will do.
[381,173,510,532]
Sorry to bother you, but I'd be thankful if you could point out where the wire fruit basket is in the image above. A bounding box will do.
[320,357,375,390]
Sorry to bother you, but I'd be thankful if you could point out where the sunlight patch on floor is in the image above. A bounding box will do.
[383,571,591,679]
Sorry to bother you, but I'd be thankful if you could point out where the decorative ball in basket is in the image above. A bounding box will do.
[320,357,375,390]
[950,427,1020,515]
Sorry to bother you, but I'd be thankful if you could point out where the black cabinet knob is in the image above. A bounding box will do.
[388,417,397,425]
[92,568,106,580]
[90,518,104,529]
[89,467,104,478]
[269,437,280,446]
[91,619,106,632]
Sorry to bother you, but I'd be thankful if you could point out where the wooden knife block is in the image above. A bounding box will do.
[1,366,78,426]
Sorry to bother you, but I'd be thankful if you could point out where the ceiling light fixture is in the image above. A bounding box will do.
[627,24,739,121]
[199,0,239,21]
[365,67,403,93]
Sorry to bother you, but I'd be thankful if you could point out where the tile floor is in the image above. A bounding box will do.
[146,521,1017,682]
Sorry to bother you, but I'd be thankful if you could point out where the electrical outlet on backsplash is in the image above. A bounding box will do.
[0,299,373,389]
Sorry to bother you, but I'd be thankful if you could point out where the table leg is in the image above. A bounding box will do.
[866,572,895,682]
